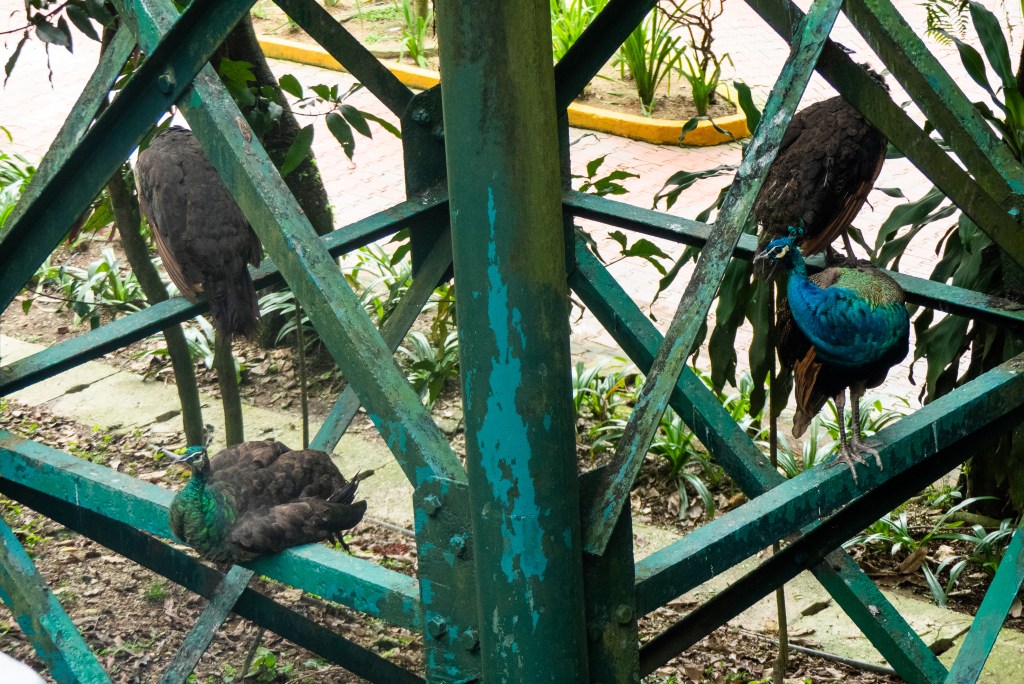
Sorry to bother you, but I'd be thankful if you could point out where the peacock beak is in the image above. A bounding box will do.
[160,447,190,464]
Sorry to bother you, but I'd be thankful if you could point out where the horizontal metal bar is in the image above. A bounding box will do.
[570,241,946,682]
[634,353,1024,613]
[0,480,423,683]
[0,431,423,630]
[274,0,414,118]
[565,191,1024,329]
[944,526,1024,683]
[637,395,1024,677]
[0,198,447,397]
[0,0,254,313]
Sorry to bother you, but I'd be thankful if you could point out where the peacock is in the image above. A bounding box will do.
[755,237,910,480]
[753,71,888,263]
[135,125,263,340]
[163,440,368,563]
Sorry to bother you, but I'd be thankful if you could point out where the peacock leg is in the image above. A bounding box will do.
[827,390,866,481]
[849,384,883,471]
[841,230,857,260]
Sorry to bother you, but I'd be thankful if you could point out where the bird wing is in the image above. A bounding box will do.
[229,499,368,557]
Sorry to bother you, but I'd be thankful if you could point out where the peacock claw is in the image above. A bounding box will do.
[828,440,884,482]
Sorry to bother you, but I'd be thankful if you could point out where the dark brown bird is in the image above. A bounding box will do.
[165,440,368,563]
[754,74,888,260]
[135,125,262,339]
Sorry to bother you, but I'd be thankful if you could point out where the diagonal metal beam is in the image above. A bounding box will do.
[273,0,414,117]
[581,0,846,555]
[311,226,453,452]
[843,0,1024,203]
[121,0,464,486]
[554,0,657,110]
[944,525,1024,683]
[0,517,110,682]
[0,0,254,313]
[571,240,946,682]
[745,0,1024,268]
[159,566,255,684]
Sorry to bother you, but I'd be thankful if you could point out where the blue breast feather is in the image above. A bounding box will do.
[788,276,908,368]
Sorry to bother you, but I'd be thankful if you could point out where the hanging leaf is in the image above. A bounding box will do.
[280,124,314,176]
[4,34,27,85]
[937,29,998,103]
[340,104,373,138]
[733,80,761,132]
[326,112,355,160]
[34,19,71,50]
[360,112,402,138]
[278,73,303,99]
[66,2,100,42]
[586,155,607,178]
[876,187,906,198]
[969,1,1015,89]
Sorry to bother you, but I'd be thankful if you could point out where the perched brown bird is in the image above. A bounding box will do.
[754,72,888,260]
[135,125,262,339]
[164,440,369,563]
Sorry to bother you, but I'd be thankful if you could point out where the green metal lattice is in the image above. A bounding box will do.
[1,0,1023,681]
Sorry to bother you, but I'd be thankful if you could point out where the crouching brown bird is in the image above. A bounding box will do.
[163,440,368,563]
[754,71,888,263]
[135,126,262,339]
[755,237,909,481]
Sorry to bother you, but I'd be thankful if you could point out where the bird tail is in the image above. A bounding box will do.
[207,270,260,339]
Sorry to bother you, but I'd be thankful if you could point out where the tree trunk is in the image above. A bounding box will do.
[215,16,334,237]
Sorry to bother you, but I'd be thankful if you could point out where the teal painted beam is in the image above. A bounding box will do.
[0,480,423,682]
[844,0,1024,203]
[566,191,1024,330]
[159,566,255,684]
[0,517,110,683]
[0,0,254,313]
[744,0,1024,269]
[118,0,464,487]
[0,432,423,630]
[0,199,445,397]
[571,241,946,682]
[582,0,845,555]
[634,352,1024,613]
[944,526,1024,683]
[311,226,453,452]
[435,0,590,679]
[274,0,414,117]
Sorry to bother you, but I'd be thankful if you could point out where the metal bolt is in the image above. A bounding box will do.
[422,494,442,516]
[614,604,633,624]
[411,107,431,124]
[427,616,447,639]
[157,70,176,95]
[431,124,445,140]
[458,628,479,652]
[449,534,467,557]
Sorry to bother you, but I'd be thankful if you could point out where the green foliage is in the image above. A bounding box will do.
[4,0,112,83]
[614,9,683,115]
[573,154,639,197]
[24,248,145,329]
[143,581,167,603]
[844,495,1005,606]
[342,242,414,327]
[398,331,460,409]
[679,50,731,117]
[396,0,432,68]
[550,0,607,61]
[0,137,35,229]
[245,646,294,682]
[1,499,50,552]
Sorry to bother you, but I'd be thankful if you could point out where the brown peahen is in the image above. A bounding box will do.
[164,440,368,563]
[753,72,888,262]
[135,125,263,340]
[756,237,910,481]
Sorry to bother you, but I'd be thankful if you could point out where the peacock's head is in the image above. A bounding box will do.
[754,236,800,272]
[162,445,210,474]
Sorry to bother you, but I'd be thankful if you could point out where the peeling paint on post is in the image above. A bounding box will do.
[435,0,589,679]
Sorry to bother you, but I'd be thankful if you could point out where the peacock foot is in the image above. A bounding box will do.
[827,440,883,482]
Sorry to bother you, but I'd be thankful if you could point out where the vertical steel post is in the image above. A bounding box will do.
[435,0,589,679]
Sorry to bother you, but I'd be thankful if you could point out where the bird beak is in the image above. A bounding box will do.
[159,447,189,464]
[753,251,768,263]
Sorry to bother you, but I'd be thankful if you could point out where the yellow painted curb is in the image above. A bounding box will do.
[259,36,749,146]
